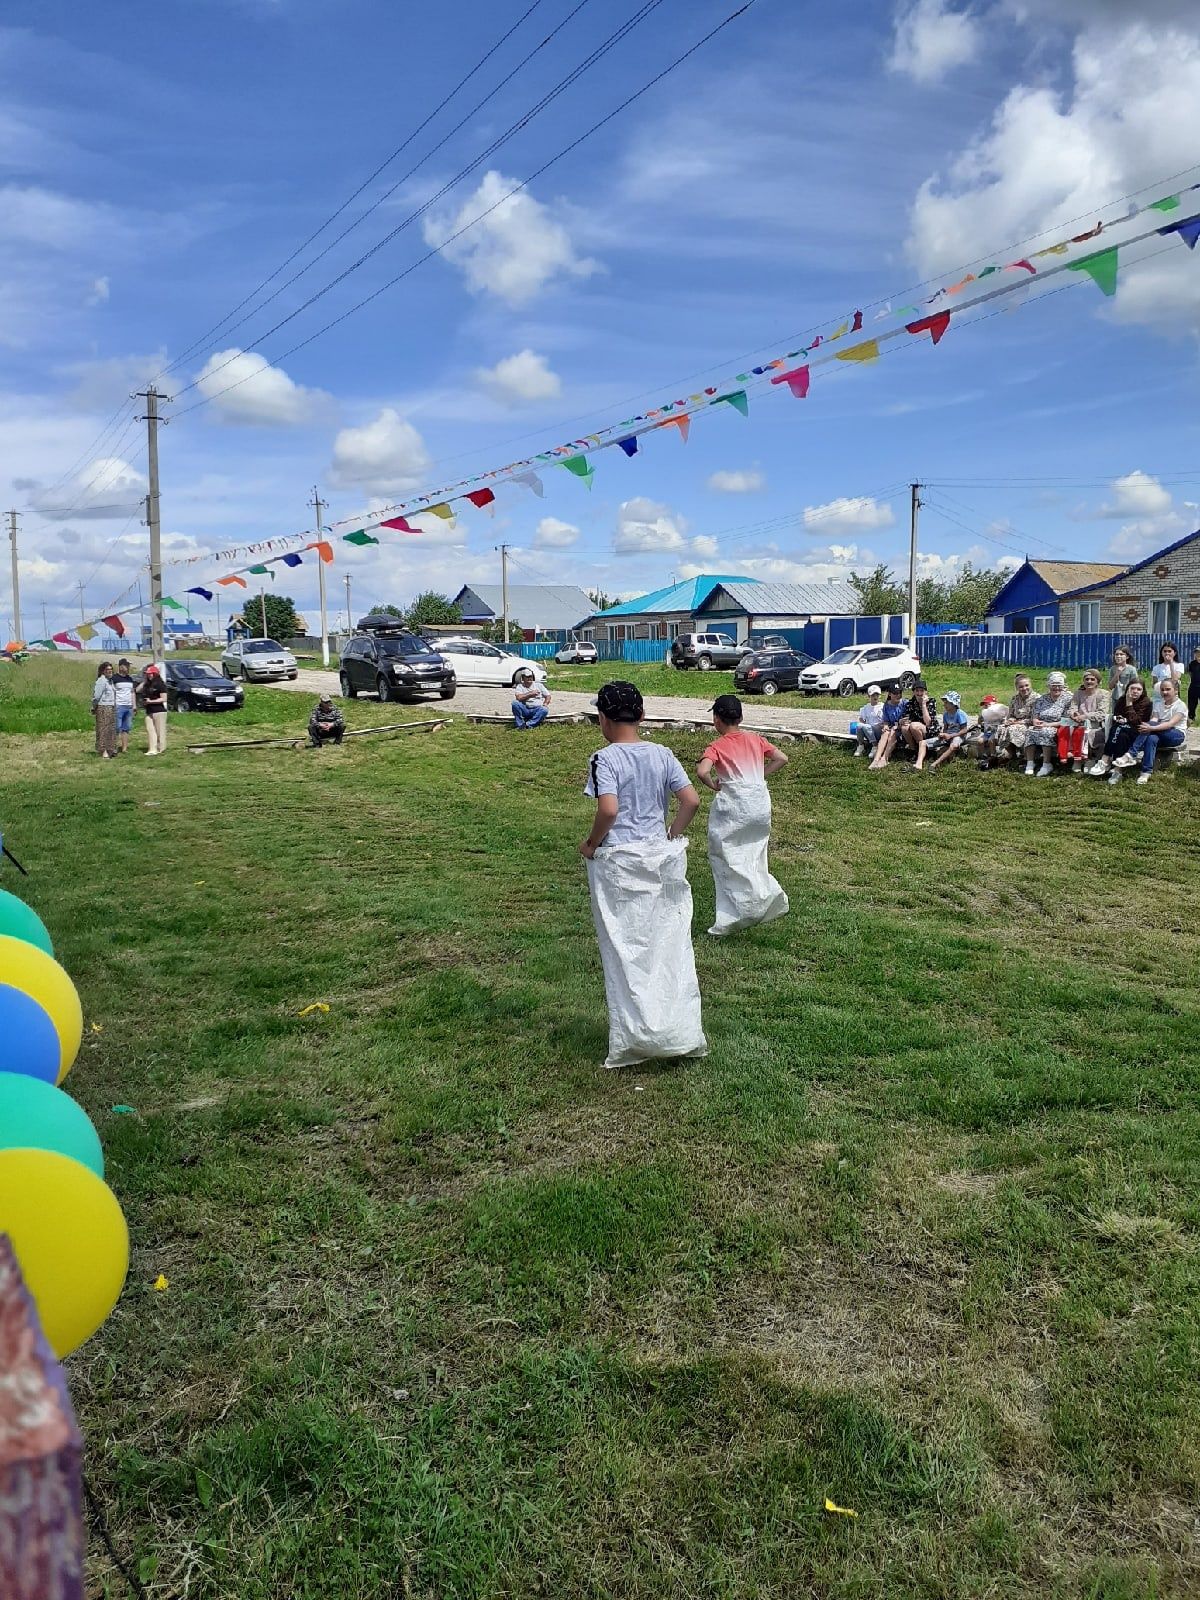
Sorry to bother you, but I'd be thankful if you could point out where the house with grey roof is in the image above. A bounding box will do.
[450,583,594,638]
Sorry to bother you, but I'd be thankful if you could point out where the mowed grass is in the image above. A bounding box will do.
[4,657,1200,1599]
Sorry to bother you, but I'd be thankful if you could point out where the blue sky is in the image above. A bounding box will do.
[3,0,1200,638]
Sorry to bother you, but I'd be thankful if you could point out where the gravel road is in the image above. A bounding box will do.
[264,666,860,735]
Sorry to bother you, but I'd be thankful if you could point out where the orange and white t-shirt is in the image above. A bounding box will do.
[702,728,781,782]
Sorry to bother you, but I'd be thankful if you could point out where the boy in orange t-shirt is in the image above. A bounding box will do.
[696,694,790,936]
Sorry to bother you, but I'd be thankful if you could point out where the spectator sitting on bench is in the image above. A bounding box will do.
[309,695,345,747]
[1111,677,1188,785]
[925,691,970,772]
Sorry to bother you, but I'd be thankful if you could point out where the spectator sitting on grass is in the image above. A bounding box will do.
[851,685,884,757]
[868,685,908,770]
[309,695,345,747]
[924,691,970,772]
[1024,672,1072,778]
[1111,677,1188,785]
[512,669,551,730]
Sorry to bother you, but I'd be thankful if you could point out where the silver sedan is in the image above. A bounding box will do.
[221,638,299,681]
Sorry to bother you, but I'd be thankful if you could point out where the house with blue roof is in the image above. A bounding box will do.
[579,575,757,641]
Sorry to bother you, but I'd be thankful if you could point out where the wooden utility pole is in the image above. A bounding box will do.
[908,482,922,652]
[138,387,166,660]
[344,573,352,636]
[500,543,510,643]
[6,511,19,641]
[310,487,329,666]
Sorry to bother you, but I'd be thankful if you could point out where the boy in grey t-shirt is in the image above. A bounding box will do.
[580,681,706,1069]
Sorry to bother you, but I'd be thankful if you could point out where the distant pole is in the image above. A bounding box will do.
[908,482,921,652]
[260,590,268,638]
[6,511,20,641]
[344,573,352,636]
[41,600,48,637]
[216,592,222,643]
[137,386,166,660]
[500,543,510,643]
[76,581,86,623]
[309,487,329,666]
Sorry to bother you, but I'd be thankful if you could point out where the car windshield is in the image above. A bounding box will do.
[244,640,284,653]
[173,662,224,680]
[821,649,860,666]
[376,634,432,656]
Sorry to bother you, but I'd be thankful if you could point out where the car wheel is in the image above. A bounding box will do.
[223,664,234,679]
[241,666,250,682]
[761,679,779,697]
[176,697,191,713]
[899,672,916,691]
[439,689,456,700]
[377,676,393,703]
[340,673,357,699]
[287,671,298,680]
[837,678,857,697]
[697,655,713,671]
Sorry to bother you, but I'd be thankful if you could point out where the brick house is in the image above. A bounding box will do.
[1055,526,1200,634]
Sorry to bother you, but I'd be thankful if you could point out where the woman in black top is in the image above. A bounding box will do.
[139,664,168,756]
[1188,644,1200,723]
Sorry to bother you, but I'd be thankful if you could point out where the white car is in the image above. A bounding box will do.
[433,638,547,687]
[798,643,921,697]
[555,639,598,664]
[222,638,298,682]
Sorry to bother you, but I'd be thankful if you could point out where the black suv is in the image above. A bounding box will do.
[733,649,815,696]
[339,617,456,703]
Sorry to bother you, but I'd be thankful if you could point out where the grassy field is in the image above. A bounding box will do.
[3,657,1200,1600]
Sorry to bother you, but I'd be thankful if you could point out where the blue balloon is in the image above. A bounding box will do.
[0,1074,104,1177]
[849,721,859,734]
[0,982,62,1084]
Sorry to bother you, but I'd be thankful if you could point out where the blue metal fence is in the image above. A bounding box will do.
[915,630,1200,670]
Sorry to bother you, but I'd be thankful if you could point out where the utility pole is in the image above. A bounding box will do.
[216,592,222,644]
[6,510,20,641]
[41,600,48,637]
[137,387,166,660]
[310,487,329,666]
[260,590,268,638]
[500,543,510,644]
[908,482,922,652]
[344,573,352,637]
[76,581,86,623]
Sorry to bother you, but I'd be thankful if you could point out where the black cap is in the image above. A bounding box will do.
[711,693,743,722]
[596,680,643,723]
[912,677,927,690]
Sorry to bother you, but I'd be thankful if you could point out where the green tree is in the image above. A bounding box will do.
[246,592,301,640]
[371,603,405,619]
[945,563,1007,627]
[405,591,461,631]
[849,564,908,616]
[479,617,524,644]
[587,588,616,612]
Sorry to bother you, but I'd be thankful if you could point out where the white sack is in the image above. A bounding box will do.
[707,780,789,937]
[586,837,707,1069]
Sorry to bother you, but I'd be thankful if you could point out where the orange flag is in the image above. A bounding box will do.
[306,541,334,563]
[217,575,247,588]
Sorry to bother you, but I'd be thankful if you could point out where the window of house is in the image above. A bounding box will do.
[1151,598,1180,633]
[1076,601,1100,632]
[1032,616,1055,634]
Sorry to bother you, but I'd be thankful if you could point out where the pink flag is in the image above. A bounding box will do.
[380,516,417,532]
[770,365,810,400]
[905,312,951,345]
[51,631,82,650]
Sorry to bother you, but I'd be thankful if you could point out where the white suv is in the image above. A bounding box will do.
[798,643,921,697]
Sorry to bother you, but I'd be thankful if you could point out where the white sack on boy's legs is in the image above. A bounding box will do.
[587,837,707,1069]
[707,780,788,937]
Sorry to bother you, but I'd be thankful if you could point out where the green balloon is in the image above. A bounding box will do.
[0,889,54,956]
[0,1074,104,1177]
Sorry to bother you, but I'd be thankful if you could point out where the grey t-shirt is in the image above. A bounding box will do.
[585,741,691,845]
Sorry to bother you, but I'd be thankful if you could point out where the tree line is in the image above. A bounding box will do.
[848,562,1008,627]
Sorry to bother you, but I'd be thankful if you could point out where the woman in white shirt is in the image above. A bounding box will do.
[91,661,117,759]
[1152,642,1184,691]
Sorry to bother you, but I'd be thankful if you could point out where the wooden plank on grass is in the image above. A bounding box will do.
[187,719,448,754]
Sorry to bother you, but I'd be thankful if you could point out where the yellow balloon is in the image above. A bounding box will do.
[0,1148,128,1357]
[0,934,82,1084]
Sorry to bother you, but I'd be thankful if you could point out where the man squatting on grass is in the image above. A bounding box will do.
[309,695,345,747]
[581,681,707,1070]
[696,694,789,937]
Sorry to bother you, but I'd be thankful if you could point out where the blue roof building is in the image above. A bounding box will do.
[582,575,761,640]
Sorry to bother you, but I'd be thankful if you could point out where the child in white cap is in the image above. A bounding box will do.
[924,691,970,771]
[852,685,884,757]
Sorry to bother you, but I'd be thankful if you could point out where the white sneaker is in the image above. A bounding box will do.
[1024,761,1036,776]
[1090,757,1109,777]
[1136,773,1151,785]
[852,745,865,756]
[1036,763,1054,778]
[1112,753,1137,769]
[1107,771,1121,785]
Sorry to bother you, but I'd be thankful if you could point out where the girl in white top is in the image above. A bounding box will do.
[1152,642,1184,690]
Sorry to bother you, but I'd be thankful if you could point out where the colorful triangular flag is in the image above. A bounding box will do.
[343,529,379,546]
[513,471,544,497]
[427,503,455,521]
[102,614,127,635]
[715,390,749,417]
[1068,246,1119,297]
[217,575,247,588]
[836,339,880,364]
[380,516,416,532]
[186,587,213,602]
[659,415,690,443]
[1158,212,1200,250]
[281,552,303,566]
[617,436,639,457]
[466,488,496,512]
[1150,195,1181,212]
[77,623,96,641]
[770,365,810,400]
[307,540,335,563]
[905,312,951,345]
[561,456,594,488]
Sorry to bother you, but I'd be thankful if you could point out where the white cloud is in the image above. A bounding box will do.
[679,548,860,585]
[708,468,765,494]
[195,349,330,426]
[614,496,688,555]
[33,456,148,520]
[0,185,123,251]
[423,170,598,305]
[1097,470,1173,518]
[85,276,109,307]
[1106,512,1190,560]
[65,351,167,413]
[803,496,896,534]
[330,410,432,495]
[533,516,580,549]
[890,0,983,84]
[475,348,562,406]
[690,535,719,559]
[905,21,1200,332]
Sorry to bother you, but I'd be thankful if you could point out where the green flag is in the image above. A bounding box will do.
[1068,246,1119,297]
[561,456,594,488]
[343,529,379,546]
[247,564,270,575]
[1150,195,1181,212]
[716,390,749,417]
[160,597,186,611]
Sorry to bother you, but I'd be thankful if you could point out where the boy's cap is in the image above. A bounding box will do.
[886,684,903,695]
[711,693,743,722]
[980,694,997,705]
[596,680,643,722]
[318,695,333,705]
[866,684,881,695]
[942,690,961,706]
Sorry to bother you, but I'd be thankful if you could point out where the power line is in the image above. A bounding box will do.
[172,0,672,405]
[173,1,754,419]
[160,0,583,378]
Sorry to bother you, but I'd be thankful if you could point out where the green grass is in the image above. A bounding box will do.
[4,656,1199,1599]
